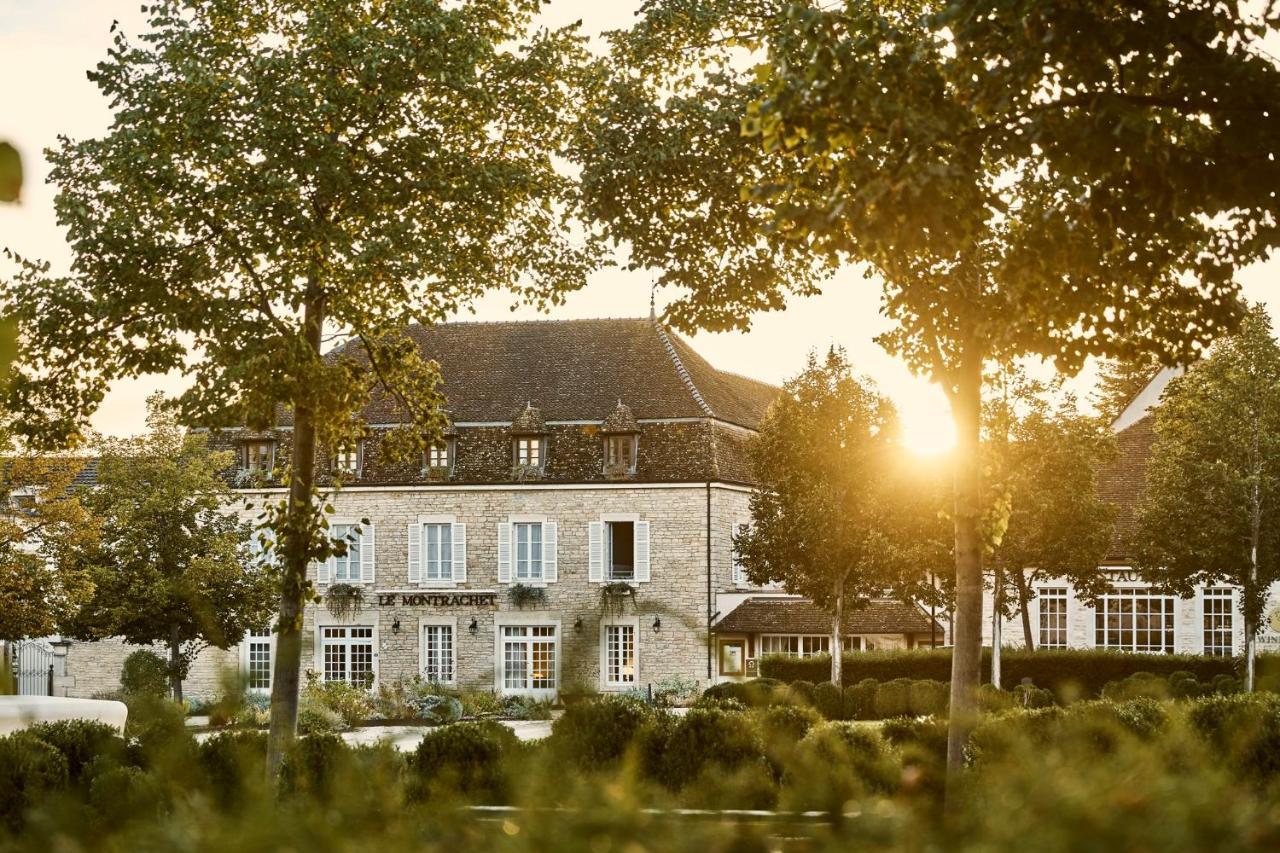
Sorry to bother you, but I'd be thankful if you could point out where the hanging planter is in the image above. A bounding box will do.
[508,583,547,609]
[599,582,637,619]
[325,583,365,621]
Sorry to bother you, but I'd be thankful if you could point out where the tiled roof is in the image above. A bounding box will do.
[714,596,943,636]
[1096,416,1156,562]
[307,318,778,431]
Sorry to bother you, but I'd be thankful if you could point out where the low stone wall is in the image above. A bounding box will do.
[63,637,238,700]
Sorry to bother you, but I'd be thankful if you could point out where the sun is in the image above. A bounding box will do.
[893,383,957,457]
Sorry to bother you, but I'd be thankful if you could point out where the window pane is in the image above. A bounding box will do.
[606,625,636,684]
[607,521,634,581]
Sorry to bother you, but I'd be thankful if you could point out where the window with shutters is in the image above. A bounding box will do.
[422,623,455,684]
[321,625,375,687]
[731,520,752,585]
[606,521,634,581]
[422,523,453,581]
[1203,587,1234,657]
[500,624,557,694]
[515,522,544,581]
[1038,587,1068,649]
[603,623,637,687]
[329,524,363,583]
[242,440,275,474]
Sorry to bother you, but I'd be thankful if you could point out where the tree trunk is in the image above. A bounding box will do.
[1246,415,1262,692]
[946,350,985,785]
[267,294,325,778]
[991,566,1002,690]
[832,575,844,687]
[168,626,184,703]
[1015,571,1035,651]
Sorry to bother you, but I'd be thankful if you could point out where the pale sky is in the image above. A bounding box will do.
[2,1,1276,455]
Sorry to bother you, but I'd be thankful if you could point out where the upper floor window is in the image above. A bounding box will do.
[334,444,361,476]
[242,440,275,474]
[515,436,544,469]
[589,518,651,583]
[424,439,454,474]
[497,518,558,584]
[731,519,752,585]
[317,523,375,586]
[604,435,637,474]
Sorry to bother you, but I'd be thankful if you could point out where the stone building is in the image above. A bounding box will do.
[66,317,783,699]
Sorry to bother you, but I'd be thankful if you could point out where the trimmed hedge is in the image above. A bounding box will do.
[760,648,1237,698]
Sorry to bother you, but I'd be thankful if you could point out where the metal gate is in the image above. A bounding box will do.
[12,639,55,696]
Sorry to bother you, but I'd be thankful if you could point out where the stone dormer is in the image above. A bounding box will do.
[601,400,638,435]
[602,400,639,478]
[511,402,546,435]
[511,403,548,478]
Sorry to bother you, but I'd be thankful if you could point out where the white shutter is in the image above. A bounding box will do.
[315,558,330,586]
[497,522,512,583]
[407,522,422,584]
[732,518,748,584]
[543,521,558,583]
[588,521,604,582]
[634,520,650,582]
[360,524,376,585]
[452,523,467,583]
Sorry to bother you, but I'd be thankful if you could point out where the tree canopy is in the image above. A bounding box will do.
[61,395,275,700]
[1132,305,1280,689]
[3,0,598,769]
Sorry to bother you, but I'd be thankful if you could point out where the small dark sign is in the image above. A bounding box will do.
[376,592,498,607]
[745,658,758,675]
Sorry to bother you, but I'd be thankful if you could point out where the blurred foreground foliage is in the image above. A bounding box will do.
[1,691,1279,851]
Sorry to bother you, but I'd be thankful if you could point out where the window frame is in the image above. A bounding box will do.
[1202,586,1235,657]
[1037,587,1069,650]
[241,626,274,693]
[318,624,376,688]
[605,520,635,582]
[603,434,638,474]
[328,523,363,584]
[514,436,544,470]
[513,521,544,581]
[1094,587,1177,653]
[495,618,560,698]
[421,522,454,582]
[600,618,639,689]
[242,440,276,475]
[424,439,455,475]
[334,443,361,477]
[419,617,457,685]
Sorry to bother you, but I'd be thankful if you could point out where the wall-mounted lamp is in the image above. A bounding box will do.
[469,618,479,635]
[652,616,662,633]
[573,617,583,634]
[391,618,401,635]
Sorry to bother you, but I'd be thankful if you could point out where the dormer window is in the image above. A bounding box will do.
[605,435,637,474]
[515,436,543,469]
[334,443,362,477]
[243,440,275,474]
[424,439,455,474]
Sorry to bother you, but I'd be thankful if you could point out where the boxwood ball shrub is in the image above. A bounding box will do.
[410,720,520,800]
[813,681,843,720]
[279,733,352,801]
[759,702,823,746]
[906,680,949,717]
[0,733,69,830]
[844,680,878,721]
[23,720,126,785]
[648,708,766,790]
[120,650,170,698]
[699,678,783,708]
[781,722,898,812]
[873,678,912,719]
[197,730,268,807]
[1187,692,1280,782]
[785,680,816,707]
[551,694,654,770]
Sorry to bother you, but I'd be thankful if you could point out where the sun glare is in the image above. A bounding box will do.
[894,382,956,456]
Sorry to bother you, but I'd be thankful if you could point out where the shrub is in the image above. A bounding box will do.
[759,702,823,746]
[1102,672,1172,702]
[23,720,126,784]
[0,733,69,829]
[907,679,949,717]
[408,693,464,725]
[502,695,553,720]
[279,733,352,801]
[881,715,949,759]
[120,650,170,698]
[844,679,878,721]
[305,678,373,727]
[781,722,897,811]
[1188,692,1280,782]
[760,648,1236,698]
[786,680,816,707]
[122,694,190,763]
[551,694,654,770]
[873,678,912,719]
[650,708,766,790]
[198,730,268,806]
[297,696,346,735]
[813,681,843,719]
[409,720,519,800]
[87,762,168,821]
[651,674,700,707]
[459,690,506,717]
[699,678,783,708]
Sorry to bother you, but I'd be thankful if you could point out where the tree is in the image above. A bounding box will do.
[61,395,275,701]
[1093,353,1164,424]
[0,434,98,692]
[1132,305,1280,692]
[735,349,947,685]
[573,0,1274,776]
[982,366,1115,683]
[4,0,595,772]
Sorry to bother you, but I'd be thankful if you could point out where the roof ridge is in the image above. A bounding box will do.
[419,316,652,329]
[651,320,715,418]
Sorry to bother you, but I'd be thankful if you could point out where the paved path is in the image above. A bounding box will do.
[191,718,555,749]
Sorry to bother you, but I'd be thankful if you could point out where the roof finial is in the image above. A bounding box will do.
[649,283,657,321]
